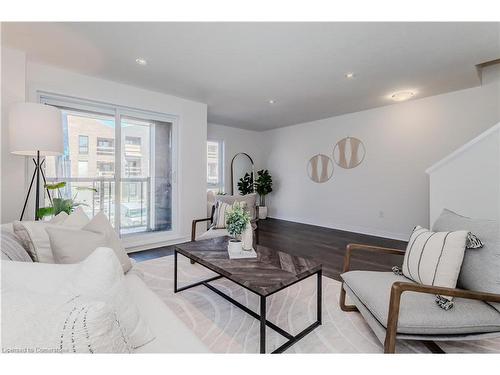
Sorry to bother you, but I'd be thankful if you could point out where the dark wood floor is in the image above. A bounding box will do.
[130,218,407,281]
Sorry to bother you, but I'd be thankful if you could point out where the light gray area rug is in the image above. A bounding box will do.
[134,255,500,353]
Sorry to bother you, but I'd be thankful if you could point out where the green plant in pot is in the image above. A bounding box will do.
[255,169,273,219]
[225,202,251,252]
[237,172,254,195]
[36,181,97,219]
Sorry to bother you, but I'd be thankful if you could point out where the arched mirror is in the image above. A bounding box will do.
[231,153,255,195]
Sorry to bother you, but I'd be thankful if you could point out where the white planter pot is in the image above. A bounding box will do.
[227,239,242,253]
[258,206,268,219]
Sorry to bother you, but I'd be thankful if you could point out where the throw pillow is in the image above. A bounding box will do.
[402,226,468,288]
[1,228,33,262]
[46,212,133,273]
[2,247,154,349]
[1,290,132,353]
[432,208,500,313]
[212,201,247,229]
[215,193,257,221]
[12,207,90,262]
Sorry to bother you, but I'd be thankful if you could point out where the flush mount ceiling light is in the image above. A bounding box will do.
[390,90,415,102]
[345,72,355,79]
[135,57,147,66]
[268,99,276,104]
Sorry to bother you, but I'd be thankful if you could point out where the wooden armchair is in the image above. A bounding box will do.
[340,243,500,353]
[191,205,259,243]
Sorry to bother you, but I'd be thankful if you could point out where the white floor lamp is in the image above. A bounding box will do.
[9,102,63,220]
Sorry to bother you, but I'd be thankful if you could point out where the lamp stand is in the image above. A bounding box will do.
[20,151,53,221]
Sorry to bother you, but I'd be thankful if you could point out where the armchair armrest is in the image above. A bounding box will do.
[384,282,500,353]
[339,243,405,312]
[191,217,212,241]
[343,243,406,273]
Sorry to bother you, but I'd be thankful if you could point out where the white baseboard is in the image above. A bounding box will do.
[267,215,409,242]
[125,235,191,253]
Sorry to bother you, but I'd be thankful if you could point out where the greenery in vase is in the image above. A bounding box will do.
[237,172,254,195]
[255,169,273,206]
[225,202,250,239]
[36,182,97,219]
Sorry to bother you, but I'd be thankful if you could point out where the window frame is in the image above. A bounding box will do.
[206,139,224,193]
[38,91,179,249]
[78,135,89,154]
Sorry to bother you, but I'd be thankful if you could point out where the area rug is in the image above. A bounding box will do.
[134,255,500,353]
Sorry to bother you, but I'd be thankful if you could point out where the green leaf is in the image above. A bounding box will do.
[75,186,98,193]
[45,182,66,190]
[52,198,74,215]
[36,207,54,219]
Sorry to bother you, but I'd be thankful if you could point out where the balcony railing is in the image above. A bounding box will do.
[45,177,151,234]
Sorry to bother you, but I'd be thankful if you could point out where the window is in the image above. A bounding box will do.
[97,137,115,155]
[207,140,223,193]
[79,135,89,154]
[97,161,114,177]
[125,159,141,176]
[43,95,174,238]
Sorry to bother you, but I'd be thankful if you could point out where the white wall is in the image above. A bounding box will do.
[427,123,500,225]
[1,47,27,224]
[207,123,265,194]
[1,52,208,249]
[262,68,500,240]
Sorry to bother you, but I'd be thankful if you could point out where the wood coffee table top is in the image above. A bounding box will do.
[175,236,321,297]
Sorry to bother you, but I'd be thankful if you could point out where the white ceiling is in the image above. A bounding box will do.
[3,22,499,131]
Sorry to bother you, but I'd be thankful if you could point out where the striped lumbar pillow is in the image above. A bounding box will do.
[402,226,468,307]
[212,201,248,229]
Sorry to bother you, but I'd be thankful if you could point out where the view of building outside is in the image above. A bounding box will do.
[45,109,172,235]
[207,140,222,192]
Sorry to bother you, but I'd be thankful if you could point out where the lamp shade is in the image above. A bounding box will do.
[9,102,63,156]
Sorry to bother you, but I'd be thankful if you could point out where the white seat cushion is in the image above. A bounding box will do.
[196,227,229,241]
[125,273,209,353]
[342,270,500,335]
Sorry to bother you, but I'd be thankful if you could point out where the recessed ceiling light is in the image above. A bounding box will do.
[135,57,147,66]
[345,72,355,79]
[390,90,415,102]
[268,99,276,104]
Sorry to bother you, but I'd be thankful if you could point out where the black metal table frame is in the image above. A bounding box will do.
[173,250,322,354]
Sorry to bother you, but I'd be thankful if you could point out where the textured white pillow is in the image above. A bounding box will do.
[2,248,154,349]
[1,290,132,353]
[12,207,90,262]
[402,226,468,288]
[47,212,132,273]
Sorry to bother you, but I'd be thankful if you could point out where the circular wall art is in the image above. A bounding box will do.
[333,136,366,169]
[307,154,334,183]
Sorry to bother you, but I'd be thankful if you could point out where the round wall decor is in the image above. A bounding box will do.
[333,136,366,169]
[307,154,334,183]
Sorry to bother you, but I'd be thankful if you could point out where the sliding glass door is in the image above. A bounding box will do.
[42,95,175,237]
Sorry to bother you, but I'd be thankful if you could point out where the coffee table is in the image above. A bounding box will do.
[174,236,322,353]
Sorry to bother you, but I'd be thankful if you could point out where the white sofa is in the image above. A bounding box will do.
[1,223,209,353]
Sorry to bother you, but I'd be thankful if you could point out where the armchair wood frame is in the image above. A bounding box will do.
[339,243,500,353]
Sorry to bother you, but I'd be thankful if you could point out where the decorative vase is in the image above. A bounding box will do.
[258,206,268,220]
[228,238,242,253]
[241,223,253,251]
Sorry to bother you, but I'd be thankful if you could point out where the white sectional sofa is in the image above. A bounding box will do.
[1,222,209,353]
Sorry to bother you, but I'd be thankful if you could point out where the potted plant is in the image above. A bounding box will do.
[255,169,273,219]
[237,172,254,195]
[36,181,97,219]
[225,202,251,252]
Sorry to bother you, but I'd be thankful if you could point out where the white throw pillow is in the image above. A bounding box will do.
[12,207,90,262]
[2,248,154,349]
[46,212,132,273]
[1,290,132,353]
[402,226,468,288]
